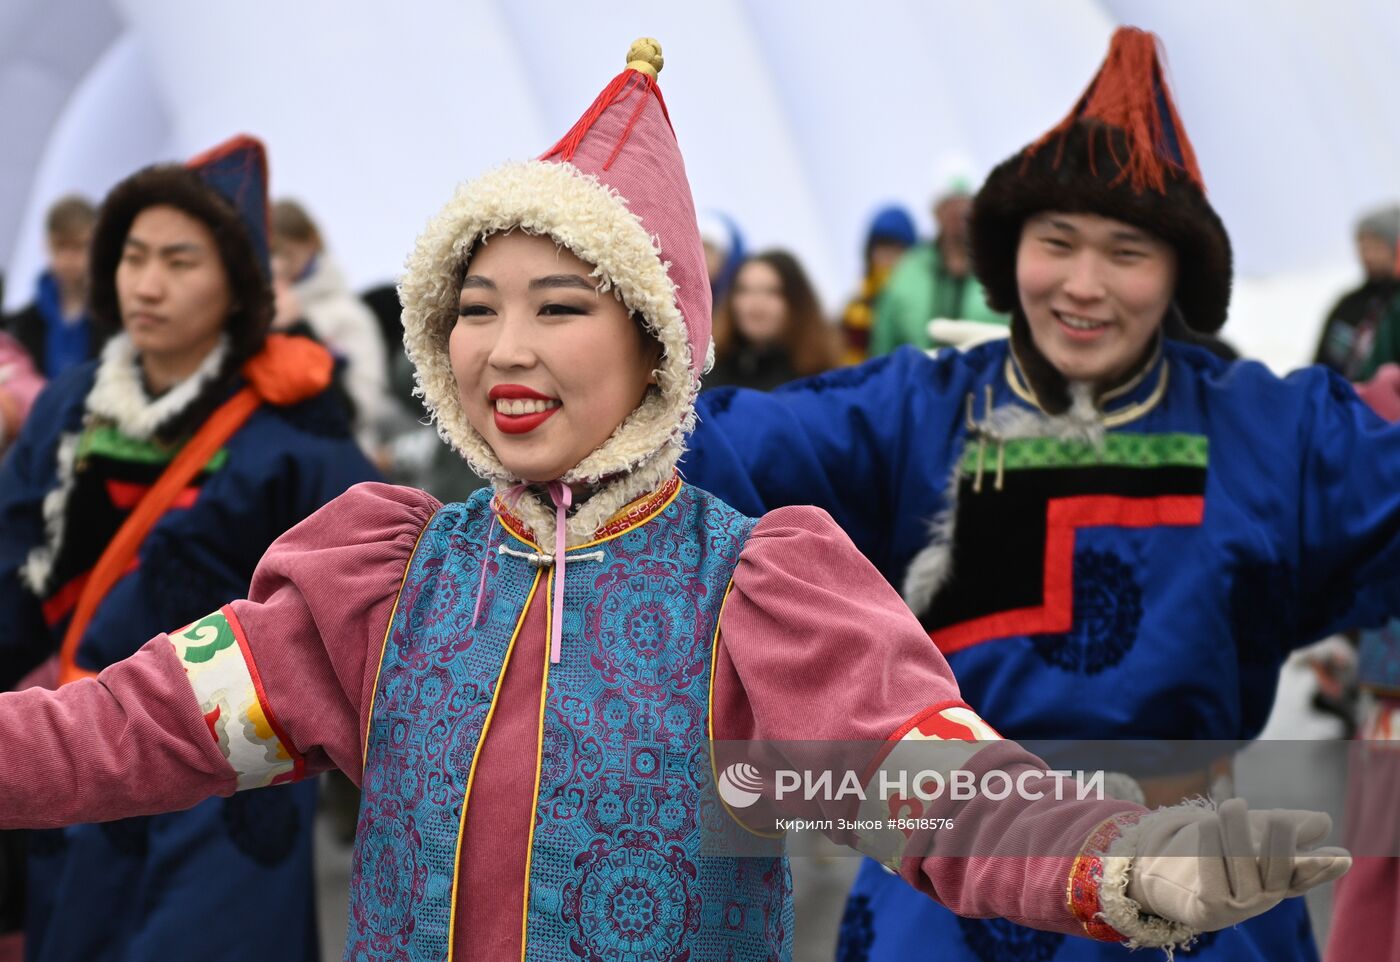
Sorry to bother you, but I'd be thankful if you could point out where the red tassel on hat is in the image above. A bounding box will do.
[542,37,674,171]
[531,36,713,381]
[1027,26,1204,195]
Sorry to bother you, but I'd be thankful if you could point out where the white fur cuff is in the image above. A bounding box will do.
[1096,817,1201,956]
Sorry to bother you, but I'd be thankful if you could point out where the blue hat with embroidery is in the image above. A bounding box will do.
[187,134,271,277]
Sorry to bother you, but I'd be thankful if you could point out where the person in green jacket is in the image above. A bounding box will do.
[870,180,1009,354]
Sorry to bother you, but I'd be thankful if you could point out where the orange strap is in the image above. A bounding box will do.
[57,334,333,685]
[57,387,261,684]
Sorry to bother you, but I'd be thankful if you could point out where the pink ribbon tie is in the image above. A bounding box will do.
[545,481,572,664]
[471,482,572,664]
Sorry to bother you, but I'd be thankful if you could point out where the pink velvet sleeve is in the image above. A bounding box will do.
[713,505,1142,939]
[226,481,440,784]
[0,482,437,830]
[0,638,237,828]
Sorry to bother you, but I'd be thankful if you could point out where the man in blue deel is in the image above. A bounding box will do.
[684,26,1385,962]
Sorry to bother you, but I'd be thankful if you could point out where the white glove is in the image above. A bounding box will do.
[1126,798,1350,932]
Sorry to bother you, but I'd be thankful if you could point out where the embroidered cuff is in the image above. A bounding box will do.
[169,605,304,790]
[859,702,1003,867]
[1068,813,1199,950]
[888,701,1003,744]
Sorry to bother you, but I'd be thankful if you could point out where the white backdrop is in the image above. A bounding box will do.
[3,0,1396,369]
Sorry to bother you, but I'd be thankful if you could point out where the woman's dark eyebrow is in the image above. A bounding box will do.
[529,274,595,291]
[460,275,495,290]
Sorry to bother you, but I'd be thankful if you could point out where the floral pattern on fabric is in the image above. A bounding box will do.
[859,703,1001,866]
[170,607,302,790]
[532,486,790,961]
[836,893,875,962]
[957,917,1066,962]
[1066,813,1138,943]
[348,495,533,962]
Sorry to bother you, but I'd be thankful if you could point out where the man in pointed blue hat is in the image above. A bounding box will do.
[0,136,378,961]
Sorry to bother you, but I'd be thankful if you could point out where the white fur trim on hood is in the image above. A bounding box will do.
[18,333,233,595]
[398,160,696,545]
[85,333,231,441]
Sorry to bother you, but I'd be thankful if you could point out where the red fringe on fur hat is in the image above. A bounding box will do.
[1027,27,1204,195]
[970,26,1233,334]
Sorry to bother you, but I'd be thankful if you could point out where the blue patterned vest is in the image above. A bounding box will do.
[346,481,792,962]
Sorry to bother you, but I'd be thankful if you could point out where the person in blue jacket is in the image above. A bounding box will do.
[0,136,378,961]
[683,28,1383,962]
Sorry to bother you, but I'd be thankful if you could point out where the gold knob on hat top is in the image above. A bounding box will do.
[626,38,663,79]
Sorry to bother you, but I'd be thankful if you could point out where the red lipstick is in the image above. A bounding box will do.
[488,384,561,435]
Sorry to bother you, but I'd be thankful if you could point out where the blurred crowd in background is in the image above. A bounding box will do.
[7,178,1400,485]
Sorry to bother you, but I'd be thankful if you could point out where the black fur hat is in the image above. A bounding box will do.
[970,29,1232,334]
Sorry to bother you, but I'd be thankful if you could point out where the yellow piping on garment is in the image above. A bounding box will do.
[707,577,784,840]
[518,566,556,961]
[361,515,434,770]
[499,480,683,552]
[444,569,544,959]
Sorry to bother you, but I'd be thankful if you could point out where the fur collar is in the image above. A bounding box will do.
[1007,313,1162,416]
[19,432,80,596]
[494,454,682,548]
[901,376,1103,617]
[19,333,231,595]
[85,333,230,440]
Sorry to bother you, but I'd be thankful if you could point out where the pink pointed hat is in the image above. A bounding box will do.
[400,38,711,537]
[539,38,711,380]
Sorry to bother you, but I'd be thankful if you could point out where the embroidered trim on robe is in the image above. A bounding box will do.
[170,605,304,789]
